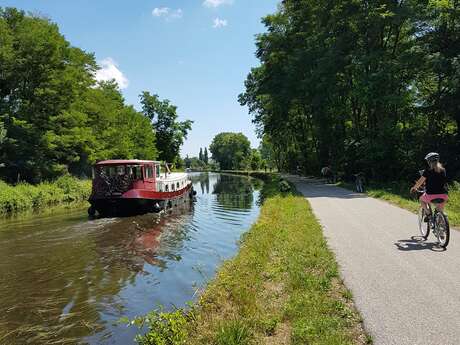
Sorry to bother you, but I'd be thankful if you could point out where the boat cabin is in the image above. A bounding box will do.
[89,159,192,216]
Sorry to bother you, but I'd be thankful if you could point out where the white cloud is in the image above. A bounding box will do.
[213,18,228,28]
[152,7,183,20]
[95,58,129,89]
[203,0,233,8]
[152,7,169,17]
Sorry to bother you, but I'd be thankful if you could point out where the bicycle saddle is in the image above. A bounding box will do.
[431,198,445,204]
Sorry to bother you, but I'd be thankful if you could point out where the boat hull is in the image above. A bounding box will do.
[89,184,193,217]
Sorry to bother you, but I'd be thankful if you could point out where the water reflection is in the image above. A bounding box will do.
[0,173,261,345]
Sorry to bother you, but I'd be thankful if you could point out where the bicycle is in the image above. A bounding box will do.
[415,188,450,248]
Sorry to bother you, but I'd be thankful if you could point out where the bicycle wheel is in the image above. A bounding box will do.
[418,207,430,239]
[435,212,450,248]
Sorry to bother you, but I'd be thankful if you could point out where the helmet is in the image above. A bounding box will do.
[425,152,440,162]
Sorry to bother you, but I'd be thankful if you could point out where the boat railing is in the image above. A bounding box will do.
[156,175,190,192]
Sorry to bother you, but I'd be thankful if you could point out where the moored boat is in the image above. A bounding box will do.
[88,160,194,217]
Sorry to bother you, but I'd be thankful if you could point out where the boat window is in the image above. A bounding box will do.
[156,165,160,178]
[171,184,175,191]
[176,182,180,189]
[127,166,141,180]
[165,184,169,192]
[145,166,154,179]
[97,165,128,178]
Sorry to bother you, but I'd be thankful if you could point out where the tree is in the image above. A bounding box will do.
[209,132,251,170]
[140,92,193,164]
[184,155,192,168]
[199,148,203,162]
[239,0,460,180]
[0,7,97,181]
[0,121,6,168]
[0,8,159,182]
[204,147,209,165]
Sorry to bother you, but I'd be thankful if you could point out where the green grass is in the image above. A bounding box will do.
[339,181,460,227]
[133,175,367,345]
[0,175,91,217]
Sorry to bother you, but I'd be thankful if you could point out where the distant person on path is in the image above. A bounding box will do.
[353,172,365,193]
[321,165,333,183]
[410,152,448,220]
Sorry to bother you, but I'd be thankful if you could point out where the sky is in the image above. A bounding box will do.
[2,0,280,157]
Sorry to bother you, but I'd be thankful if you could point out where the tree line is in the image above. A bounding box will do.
[239,0,460,181]
[0,8,191,183]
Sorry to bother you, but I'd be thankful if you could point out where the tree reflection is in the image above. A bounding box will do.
[212,174,254,210]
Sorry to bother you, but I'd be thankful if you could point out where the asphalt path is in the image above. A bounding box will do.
[286,175,460,345]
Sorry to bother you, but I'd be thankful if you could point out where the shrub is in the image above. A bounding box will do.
[132,308,190,345]
[0,176,91,216]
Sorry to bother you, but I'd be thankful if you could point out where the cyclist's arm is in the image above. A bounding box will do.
[411,176,426,192]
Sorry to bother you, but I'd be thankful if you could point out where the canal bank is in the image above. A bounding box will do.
[0,175,91,217]
[135,174,369,345]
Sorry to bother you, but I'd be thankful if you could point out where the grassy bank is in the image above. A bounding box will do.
[132,176,368,345]
[340,181,460,227]
[0,175,91,216]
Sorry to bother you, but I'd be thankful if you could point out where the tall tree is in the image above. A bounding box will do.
[204,147,209,165]
[199,147,203,162]
[140,92,193,164]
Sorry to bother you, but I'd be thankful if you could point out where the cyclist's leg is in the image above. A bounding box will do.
[419,193,431,214]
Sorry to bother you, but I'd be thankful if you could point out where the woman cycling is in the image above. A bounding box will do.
[410,152,448,219]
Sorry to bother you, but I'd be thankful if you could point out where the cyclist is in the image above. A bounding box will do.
[410,152,448,220]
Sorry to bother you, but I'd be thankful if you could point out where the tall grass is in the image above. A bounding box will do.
[0,175,91,216]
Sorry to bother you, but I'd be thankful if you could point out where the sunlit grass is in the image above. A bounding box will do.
[133,175,368,344]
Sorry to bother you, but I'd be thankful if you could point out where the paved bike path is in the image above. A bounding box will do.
[286,176,460,345]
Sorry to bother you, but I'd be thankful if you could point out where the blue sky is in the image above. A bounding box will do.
[3,0,280,157]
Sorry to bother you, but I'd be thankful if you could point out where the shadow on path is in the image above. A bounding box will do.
[394,236,446,252]
[285,175,367,200]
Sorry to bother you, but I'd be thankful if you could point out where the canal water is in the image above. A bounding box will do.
[0,173,263,345]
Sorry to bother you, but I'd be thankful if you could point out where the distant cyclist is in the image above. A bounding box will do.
[410,152,448,220]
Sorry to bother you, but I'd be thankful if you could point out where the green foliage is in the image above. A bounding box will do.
[132,308,190,345]
[240,0,460,181]
[209,132,251,170]
[203,147,209,165]
[0,176,91,215]
[279,180,291,193]
[0,8,160,182]
[140,92,193,164]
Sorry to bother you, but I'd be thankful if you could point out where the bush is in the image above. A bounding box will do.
[0,176,91,216]
[131,308,190,345]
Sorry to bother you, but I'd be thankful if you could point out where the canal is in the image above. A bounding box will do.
[0,173,263,345]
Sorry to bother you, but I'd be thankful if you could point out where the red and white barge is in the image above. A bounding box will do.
[88,160,194,217]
